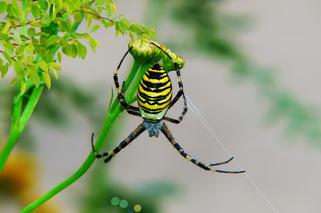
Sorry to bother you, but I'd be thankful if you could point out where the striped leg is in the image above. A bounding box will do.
[113,48,140,115]
[161,123,245,174]
[165,65,188,124]
[91,123,146,163]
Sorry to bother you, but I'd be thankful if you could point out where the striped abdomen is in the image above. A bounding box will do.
[138,64,172,120]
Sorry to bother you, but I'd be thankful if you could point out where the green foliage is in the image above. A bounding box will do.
[0,1,160,209]
[0,0,156,94]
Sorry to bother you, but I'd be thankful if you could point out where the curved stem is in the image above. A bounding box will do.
[0,85,44,172]
[20,62,152,213]
[123,60,141,92]
[21,106,122,213]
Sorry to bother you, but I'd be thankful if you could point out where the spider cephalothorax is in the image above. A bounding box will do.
[143,120,164,137]
[91,39,244,174]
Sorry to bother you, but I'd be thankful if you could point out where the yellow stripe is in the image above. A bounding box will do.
[158,93,172,104]
[140,80,171,91]
[139,84,171,97]
[138,92,171,105]
[143,75,169,84]
[149,68,165,73]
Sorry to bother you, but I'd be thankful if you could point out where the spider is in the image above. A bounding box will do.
[91,41,245,174]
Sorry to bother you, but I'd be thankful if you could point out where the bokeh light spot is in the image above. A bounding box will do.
[133,204,142,212]
[110,196,120,206]
[119,199,129,208]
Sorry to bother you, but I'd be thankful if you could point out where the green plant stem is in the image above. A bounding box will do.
[21,62,152,213]
[21,106,121,213]
[123,60,141,92]
[0,85,44,171]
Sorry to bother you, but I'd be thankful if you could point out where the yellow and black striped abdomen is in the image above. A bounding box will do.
[138,64,172,120]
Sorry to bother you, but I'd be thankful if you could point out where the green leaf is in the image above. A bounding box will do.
[22,0,30,14]
[102,19,113,28]
[27,28,36,37]
[96,0,106,6]
[57,18,68,32]
[31,5,41,18]
[1,63,9,77]
[1,22,10,33]
[3,42,14,55]
[89,38,99,52]
[115,18,130,35]
[13,61,25,77]
[24,44,35,55]
[38,60,48,72]
[49,67,59,80]
[42,71,51,89]
[0,2,7,14]
[40,15,51,25]
[129,24,143,35]
[50,62,61,70]
[76,42,87,59]
[9,4,20,19]
[13,31,22,44]
[70,44,78,58]
[129,32,135,41]
[54,0,63,11]
[49,3,56,19]
[74,12,83,22]
[2,51,13,63]
[38,0,49,11]
[106,2,116,16]
[21,26,28,37]
[90,25,100,33]
[28,66,41,86]
[57,51,62,63]
[46,35,61,46]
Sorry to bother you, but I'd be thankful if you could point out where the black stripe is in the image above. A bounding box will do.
[141,78,170,89]
[139,84,172,93]
[181,151,187,158]
[138,91,172,102]
[139,105,166,114]
[138,95,171,106]
[174,143,181,150]
[139,101,170,110]
[145,72,166,80]
[198,162,210,170]
[151,63,163,70]
[113,74,119,87]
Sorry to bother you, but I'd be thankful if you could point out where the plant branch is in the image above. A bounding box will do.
[14,18,41,28]
[21,62,152,212]
[0,85,44,171]
[75,9,115,23]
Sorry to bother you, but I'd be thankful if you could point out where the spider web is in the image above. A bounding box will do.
[186,95,279,213]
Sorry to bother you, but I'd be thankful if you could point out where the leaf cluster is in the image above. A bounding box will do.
[0,0,156,94]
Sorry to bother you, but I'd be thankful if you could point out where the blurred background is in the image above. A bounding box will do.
[1,0,321,212]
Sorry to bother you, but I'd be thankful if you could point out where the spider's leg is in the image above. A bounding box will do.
[164,65,188,124]
[209,156,234,167]
[126,109,141,117]
[160,123,245,174]
[113,49,141,115]
[91,123,146,163]
[163,116,181,124]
